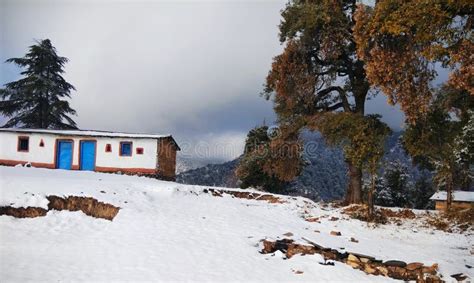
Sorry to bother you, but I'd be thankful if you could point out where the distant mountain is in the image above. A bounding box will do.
[176,131,417,201]
[176,156,227,174]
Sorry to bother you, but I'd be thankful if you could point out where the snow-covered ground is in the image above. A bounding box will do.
[0,166,472,282]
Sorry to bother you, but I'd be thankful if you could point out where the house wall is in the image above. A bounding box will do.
[0,132,160,175]
[435,201,474,211]
[157,137,177,180]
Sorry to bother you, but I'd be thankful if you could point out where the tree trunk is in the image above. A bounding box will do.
[368,173,375,220]
[345,161,362,204]
[446,174,453,212]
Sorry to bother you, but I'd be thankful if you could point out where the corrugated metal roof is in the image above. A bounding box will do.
[430,191,474,202]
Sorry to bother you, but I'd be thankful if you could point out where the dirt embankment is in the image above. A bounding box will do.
[0,195,120,221]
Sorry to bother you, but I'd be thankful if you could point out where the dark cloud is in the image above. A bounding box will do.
[1,0,407,160]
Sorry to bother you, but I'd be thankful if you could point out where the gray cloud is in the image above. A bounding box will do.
[1,0,406,160]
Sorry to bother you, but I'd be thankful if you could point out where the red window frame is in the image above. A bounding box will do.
[136,147,144,154]
[17,136,29,152]
[105,144,112,152]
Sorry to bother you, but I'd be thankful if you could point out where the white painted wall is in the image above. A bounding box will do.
[0,132,159,170]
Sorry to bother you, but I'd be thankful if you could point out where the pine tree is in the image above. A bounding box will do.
[375,161,411,208]
[411,175,435,209]
[236,126,289,193]
[0,39,77,129]
[402,87,473,210]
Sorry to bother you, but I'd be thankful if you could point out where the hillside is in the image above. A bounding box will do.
[177,131,417,201]
[0,166,472,282]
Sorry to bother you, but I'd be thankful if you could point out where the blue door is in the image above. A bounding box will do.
[80,141,96,171]
[56,141,73,170]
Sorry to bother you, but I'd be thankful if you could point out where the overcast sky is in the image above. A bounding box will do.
[1,0,407,160]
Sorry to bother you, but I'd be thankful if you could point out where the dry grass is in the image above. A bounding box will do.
[425,207,474,232]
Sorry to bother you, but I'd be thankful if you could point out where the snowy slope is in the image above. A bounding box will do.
[0,166,472,282]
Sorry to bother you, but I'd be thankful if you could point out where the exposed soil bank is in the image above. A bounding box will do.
[0,206,47,218]
[0,196,120,221]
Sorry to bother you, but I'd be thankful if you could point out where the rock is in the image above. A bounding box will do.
[425,274,443,283]
[376,266,389,276]
[330,231,341,236]
[314,230,320,233]
[286,243,316,259]
[305,217,320,222]
[360,257,371,263]
[387,266,407,280]
[292,269,304,274]
[322,250,338,260]
[384,260,407,268]
[347,260,361,269]
[347,254,360,263]
[350,237,359,243]
[283,232,294,237]
[422,263,438,275]
[261,240,277,254]
[364,265,378,275]
[329,216,339,221]
[406,262,423,271]
[451,273,468,281]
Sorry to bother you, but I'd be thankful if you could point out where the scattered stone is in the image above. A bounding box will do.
[347,254,360,263]
[100,190,106,194]
[376,266,389,276]
[286,243,316,258]
[383,260,407,268]
[347,261,360,269]
[451,273,468,281]
[350,237,359,243]
[305,217,320,222]
[360,257,370,263]
[261,238,441,282]
[314,230,320,233]
[406,262,423,271]
[329,216,339,221]
[422,263,439,275]
[364,265,378,275]
[330,231,341,236]
[283,232,294,237]
[292,269,304,274]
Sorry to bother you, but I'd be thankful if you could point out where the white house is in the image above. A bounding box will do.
[0,128,180,180]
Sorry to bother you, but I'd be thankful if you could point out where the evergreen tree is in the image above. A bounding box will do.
[0,39,77,129]
[402,88,473,210]
[411,175,435,209]
[236,126,289,193]
[375,161,411,208]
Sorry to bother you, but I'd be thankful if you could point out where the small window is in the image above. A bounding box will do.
[136,147,144,154]
[39,139,45,147]
[18,136,29,152]
[105,144,112,152]
[120,142,132,156]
